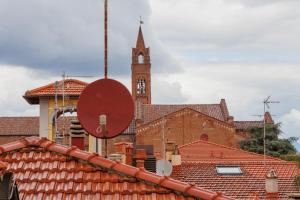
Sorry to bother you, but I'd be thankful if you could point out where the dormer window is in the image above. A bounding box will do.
[138,54,144,64]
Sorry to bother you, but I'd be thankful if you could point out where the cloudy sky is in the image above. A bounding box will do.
[0,0,299,150]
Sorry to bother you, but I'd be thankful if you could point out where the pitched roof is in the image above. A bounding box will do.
[23,79,88,104]
[0,137,234,200]
[0,117,39,136]
[141,104,227,124]
[178,140,280,162]
[172,140,300,199]
[234,121,264,130]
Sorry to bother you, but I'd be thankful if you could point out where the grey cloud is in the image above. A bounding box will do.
[0,0,180,76]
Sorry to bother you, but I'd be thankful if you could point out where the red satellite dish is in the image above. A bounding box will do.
[77,78,134,139]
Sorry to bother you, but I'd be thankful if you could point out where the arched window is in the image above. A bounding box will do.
[138,54,144,64]
[137,79,146,94]
[200,134,208,141]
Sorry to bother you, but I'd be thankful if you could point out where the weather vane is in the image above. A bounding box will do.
[140,16,144,25]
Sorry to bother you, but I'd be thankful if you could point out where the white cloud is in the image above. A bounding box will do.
[150,0,300,62]
[280,109,300,137]
[0,65,56,116]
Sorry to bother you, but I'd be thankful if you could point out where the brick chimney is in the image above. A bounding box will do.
[264,112,274,124]
[265,169,279,200]
[171,145,181,166]
[135,149,147,169]
[227,116,234,125]
[125,145,133,165]
[114,142,133,164]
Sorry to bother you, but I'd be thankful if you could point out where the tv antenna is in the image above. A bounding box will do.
[262,96,279,165]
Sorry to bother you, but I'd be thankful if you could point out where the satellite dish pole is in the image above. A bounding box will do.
[77,0,134,160]
[104,0,108,79]
[103,0,108,157]
[263,96,279,166]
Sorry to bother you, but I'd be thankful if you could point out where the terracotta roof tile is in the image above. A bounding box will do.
[0,117,39,136]
[141,104,226,124]
[178,140,281,162]
[172,140,300,199]
[0,137,234,200]
[23,79,88,104]
[234,121,264,130]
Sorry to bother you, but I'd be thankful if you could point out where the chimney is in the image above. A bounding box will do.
[171,145,181,166]
[265,169,279,200]
[227,116,234,125]
[264,112,274,124]
[135,149,147,169]
[114,142,133,164]
[165,141,175,161]
[70,119,85,150]
[125,145,133,165]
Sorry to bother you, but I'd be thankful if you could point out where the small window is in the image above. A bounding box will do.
[216,166,243,175]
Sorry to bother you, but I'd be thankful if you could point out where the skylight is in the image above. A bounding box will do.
[216,166,243,175]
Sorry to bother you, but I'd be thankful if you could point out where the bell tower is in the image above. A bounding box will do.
[131,25,151,104]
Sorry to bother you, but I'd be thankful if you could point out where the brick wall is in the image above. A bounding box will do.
[136,109,245,158]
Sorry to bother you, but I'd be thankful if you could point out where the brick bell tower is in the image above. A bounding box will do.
[131,25,151,104]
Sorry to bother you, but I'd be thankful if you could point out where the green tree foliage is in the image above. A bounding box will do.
[240,123,297,157]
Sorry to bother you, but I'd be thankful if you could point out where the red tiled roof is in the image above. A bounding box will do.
[0,117,39,136]
[0,116,134,140]
[23,79,88,104]
[172,162,299,200]
[171,140,300,199]
[141,104,226,124]
[234,121,264,130]
[0,137,234,200]
[178,140,280,162]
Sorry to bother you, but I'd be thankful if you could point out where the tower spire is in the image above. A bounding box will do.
[136,25,146,49]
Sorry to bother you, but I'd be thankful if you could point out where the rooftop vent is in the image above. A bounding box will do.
[216,166,243,175]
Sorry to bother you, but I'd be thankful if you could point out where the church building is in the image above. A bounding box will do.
[0,25,272,159]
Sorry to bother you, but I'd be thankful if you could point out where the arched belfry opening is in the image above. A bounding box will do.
[138,54,144,64]
[137,78,146,94]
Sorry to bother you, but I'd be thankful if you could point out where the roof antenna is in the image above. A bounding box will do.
[104,0,108,79]
[262,96,279,166]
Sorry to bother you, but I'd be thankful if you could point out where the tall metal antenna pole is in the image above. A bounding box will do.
[54,81,59,139]
[263,96,279,166]
[104,0,108,79]
[103,0,108,157]
[62,72,66,138]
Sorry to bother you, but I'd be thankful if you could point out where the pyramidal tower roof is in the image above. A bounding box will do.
[136,26,146,49]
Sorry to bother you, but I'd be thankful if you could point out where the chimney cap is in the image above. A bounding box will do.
[266,169,277,178]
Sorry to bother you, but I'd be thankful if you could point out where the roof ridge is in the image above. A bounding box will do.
[24,79,88,96]
[0,136,234,200]
[234,120,263,123]
[182,160,296,164]
[0,116,39,118]
[178,139,283,161]
[144,103,221,106]
[137,107,233,135]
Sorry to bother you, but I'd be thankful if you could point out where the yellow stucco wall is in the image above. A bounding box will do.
[47,98,94,152]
